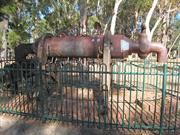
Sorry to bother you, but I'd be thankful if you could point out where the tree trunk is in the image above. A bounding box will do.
[161,2,172,47]
[110,0,122,35]
[80,0,88,34]
[145,0,159,41]
[167,33,180,57]
[161,17,168,46]
[96,0,101,16]
[1,19,8,59]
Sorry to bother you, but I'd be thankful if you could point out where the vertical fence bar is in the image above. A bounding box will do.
[87,68,90,127]
[159,64,167,135]
[76,67,79,125]
[93,66,95,126]
[140,62,146,129]
[60,64,64,121]
[21,64,25,114]
[122,64,127,129]
[134,64,139,128]
[109,77,112,128]
[35,63,40,118]
[168,65,174,133]
[15,64,20,113]
[81,66,84,126]
[174,66,180,134]
[116,64,120,129]
[65,65,69,122]
[153,64,159,131]
[31,62,34,116]
[39,64,45,121]
[71,66,74,124]
[128,64,132,129]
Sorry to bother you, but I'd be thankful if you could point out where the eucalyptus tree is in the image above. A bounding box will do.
[110,0,123,35]
[0,1,35,47]
[79,0,88,34]
[167,15,180,57]
[159,0,179,47]
[34,0,79,36]
[0,0,8,57]
[0,0,13,58]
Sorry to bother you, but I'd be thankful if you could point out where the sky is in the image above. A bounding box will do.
[176,11,180,20]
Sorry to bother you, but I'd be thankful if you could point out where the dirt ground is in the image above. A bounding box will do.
[0,114,156,135]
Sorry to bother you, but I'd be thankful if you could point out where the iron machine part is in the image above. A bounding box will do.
[37,33,167,63]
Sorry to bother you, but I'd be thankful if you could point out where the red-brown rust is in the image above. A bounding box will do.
[108,33,167,62]
[138,32,151,53]
[137,33,167,62]
[147,43,168,63]
[109,35,139,58]
[37,33,167,64]
[46,35,104,58]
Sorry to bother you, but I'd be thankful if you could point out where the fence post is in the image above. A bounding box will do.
[159,64,167,135]
[38,64,45,121]
[103,31,111,94]
[103,47,111,92]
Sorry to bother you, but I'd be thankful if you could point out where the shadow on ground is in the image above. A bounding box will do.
[0,114,155,135]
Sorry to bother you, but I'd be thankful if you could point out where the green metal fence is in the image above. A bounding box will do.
[0,58,180,134]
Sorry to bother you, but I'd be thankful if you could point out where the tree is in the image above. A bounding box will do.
[144,0,159,41]
[79,0,88,34]
[0,18,8,59]
[110,0,123,35]
[0,0,11,58]
[0,1,34,47]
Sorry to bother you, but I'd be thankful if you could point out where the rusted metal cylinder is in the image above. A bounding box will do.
[45,36,104,58]
[40,33,167,63]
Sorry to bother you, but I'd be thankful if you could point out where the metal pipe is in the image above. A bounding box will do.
[147,43,168,63]
[37,33,168,63]
[109,33,167,62]
[137,33,167,62]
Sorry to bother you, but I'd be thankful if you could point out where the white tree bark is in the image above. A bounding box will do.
[110,0,122,35]
[80,0,88,34]
[96,0,101,15]
[161,3,178,47]
[167,33,180,57]
[145,0,177,43]
[1,19,8,59]
[145,0,159,41]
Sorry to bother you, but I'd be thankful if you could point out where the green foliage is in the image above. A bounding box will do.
[0,1,33,48]
[88,16,99,33]
[7,30,21,48]
[0,3,17,16]
[32,19,53,37]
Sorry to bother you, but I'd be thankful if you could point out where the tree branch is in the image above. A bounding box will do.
[168,33,180,57]
[150,16,162,39]
[110,0,122,35]
[145,0,159,41]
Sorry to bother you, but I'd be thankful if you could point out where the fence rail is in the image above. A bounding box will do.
[0,58,180,134]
